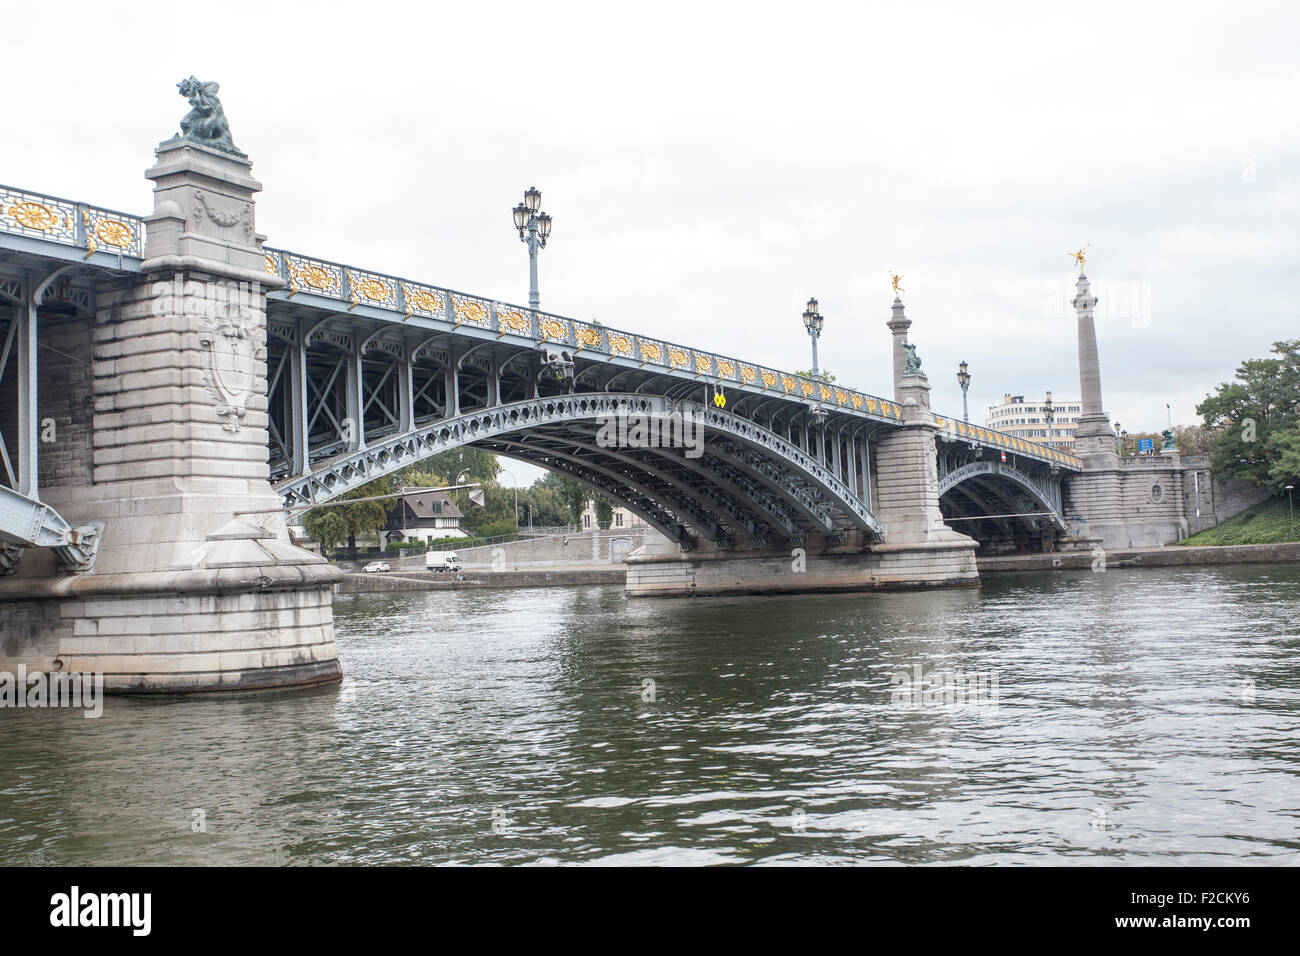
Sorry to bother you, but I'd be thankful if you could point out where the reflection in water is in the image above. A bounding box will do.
[1,565,1298,865]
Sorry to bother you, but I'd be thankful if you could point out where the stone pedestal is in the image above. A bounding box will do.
[0,137,342,693]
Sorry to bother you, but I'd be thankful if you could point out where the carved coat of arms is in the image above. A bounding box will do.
[198,304,264,432]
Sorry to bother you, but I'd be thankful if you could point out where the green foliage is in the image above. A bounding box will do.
[1178,496,1299,546]
[1123,425,1218,458]
[475,518,521,538]
[794,369,836,384]
[594,497,614,527]
[426,532,521,551]
[394,448,501,486]
[385,540,426,554]
[517,478,571,527]
[1265,427,1300,491]
[302,476,393,557]
[1197,340,1300,493]
[534,471,589,524]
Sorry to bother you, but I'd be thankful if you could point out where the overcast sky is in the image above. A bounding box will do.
[4,1,1296,486]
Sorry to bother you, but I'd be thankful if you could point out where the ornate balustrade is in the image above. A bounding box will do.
[0,184,144,260]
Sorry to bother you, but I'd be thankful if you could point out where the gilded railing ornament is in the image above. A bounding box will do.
[575,326,604,352]
[668,347,690,369]
[638,340,663,366]
[82,210,97,260]
[453,295,490,327]
[542,318,568,342]
[9,201,61,232]
[498,307,530,337]
[610,334,634,357]
[716,358,736,378]
[760,371,776,389]
[403,285,441,319]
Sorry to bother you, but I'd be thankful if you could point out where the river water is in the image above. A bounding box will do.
[2,565,1298,866]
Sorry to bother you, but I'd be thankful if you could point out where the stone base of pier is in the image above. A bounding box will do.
[624,538,979,598]
[0,520,343,694]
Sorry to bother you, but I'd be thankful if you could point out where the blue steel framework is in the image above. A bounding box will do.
[0,184,1079,563]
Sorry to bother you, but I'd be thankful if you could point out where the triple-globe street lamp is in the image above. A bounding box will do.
[511,186,553,311]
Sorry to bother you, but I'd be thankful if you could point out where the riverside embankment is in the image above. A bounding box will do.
[338,541,1300,593]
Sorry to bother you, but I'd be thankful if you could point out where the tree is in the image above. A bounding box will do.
[794,369,836,384]
[535,471,589,525]
[302,476,393,560]
[1266,427,1300,491]
[1123,425,1218,458]
[517,480,570,527]
[1197,340,1300,493]
[594,497,614,528]
[395,448,501,487]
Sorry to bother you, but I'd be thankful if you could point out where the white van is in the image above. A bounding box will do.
[426,551,462,573]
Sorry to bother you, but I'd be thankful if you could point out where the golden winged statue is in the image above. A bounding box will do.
[891,273,904,295]
[1069,246,1088,270]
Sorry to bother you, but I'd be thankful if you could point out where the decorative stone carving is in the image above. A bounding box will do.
[197,298,265,432]
[191,190,254,240]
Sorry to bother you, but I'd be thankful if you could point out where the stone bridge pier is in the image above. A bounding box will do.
[625,362,979,597]
[0,138,342,692]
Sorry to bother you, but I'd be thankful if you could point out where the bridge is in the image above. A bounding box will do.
[0,182,1080,556]
[0,85,1196,693]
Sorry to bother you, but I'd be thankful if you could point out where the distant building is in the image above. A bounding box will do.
[581,498,647,531]
[384,491,466,546]
[987,393,1081,450]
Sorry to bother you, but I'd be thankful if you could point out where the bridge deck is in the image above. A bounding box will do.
[0,182,1081,473]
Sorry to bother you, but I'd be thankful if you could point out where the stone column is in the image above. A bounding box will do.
[887,297,910,402]
[1071,273,1118,467]
[0,136,343,693]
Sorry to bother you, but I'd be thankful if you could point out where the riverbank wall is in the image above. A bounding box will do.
[978,541,1300,573]
[338,567,625,594]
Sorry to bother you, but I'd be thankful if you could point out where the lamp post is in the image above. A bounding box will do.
[801,297,824,378]
[801,298,828,430]
[957,361,971,422]
[512,186,553,311]
[1287,485,1295,539]
[1113,421,1122,456]
[1043,391,1054,449]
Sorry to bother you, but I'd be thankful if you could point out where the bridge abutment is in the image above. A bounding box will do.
[0,139,343,693]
